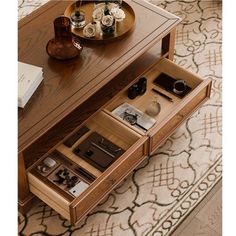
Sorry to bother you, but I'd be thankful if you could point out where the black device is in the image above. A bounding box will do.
[128,77,147,99]
[73,132,125,172]
[53,167,79,188]
[153,73,191,98]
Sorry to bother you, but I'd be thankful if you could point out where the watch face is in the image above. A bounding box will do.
[173,80,187,94]
[174,82,185,91]
[123,110,138,125]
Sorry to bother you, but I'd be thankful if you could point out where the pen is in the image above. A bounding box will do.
[91,142,115,158]
[152,88,173,102]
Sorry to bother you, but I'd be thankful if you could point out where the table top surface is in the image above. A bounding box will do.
[18,0,181,152]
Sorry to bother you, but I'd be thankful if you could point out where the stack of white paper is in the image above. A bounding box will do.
[112,102,156,132]
[18,62,43,108]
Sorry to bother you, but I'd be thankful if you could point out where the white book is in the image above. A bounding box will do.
[18,62,43,108]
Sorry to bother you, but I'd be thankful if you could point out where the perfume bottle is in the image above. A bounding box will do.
[71,0,86,29]
[46,16,83,60]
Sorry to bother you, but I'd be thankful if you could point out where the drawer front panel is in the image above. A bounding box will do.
[29,184,70,220]
[69,137,148,224]
[150,79,211,152]
[28,173,70,220]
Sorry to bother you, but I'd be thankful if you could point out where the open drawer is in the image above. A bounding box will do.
[27,58,211,225]
[103,58,212,153]
[27,111,148,225]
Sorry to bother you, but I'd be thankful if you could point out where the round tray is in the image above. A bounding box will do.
[64,1,135,43]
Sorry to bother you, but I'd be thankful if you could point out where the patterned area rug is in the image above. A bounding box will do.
[18,1,222,235]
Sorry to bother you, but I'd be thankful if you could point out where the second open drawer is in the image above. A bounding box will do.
[103,58,212,153]
[27,111,148,225]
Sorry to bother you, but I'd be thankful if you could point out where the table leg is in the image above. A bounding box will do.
[18,152,35,215]
[162,28,176,61]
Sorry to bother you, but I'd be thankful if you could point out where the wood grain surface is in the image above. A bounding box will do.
[18,0,181,153]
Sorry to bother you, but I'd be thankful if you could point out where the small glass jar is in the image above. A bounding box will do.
[71,10,86,29]
[71,1,86,28]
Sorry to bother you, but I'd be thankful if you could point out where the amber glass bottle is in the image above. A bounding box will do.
[46,16,83,60]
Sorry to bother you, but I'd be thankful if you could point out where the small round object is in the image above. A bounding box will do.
[173,80,187,95]
[86,149,93,156]
[83,23,96,38]
[123,111,138,125]
[37,165,42,171]
[146,101,161,117]
[41,166,47,173]
[74,147,80,154]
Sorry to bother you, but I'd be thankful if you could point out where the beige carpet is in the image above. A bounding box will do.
[18,0,222,235]
[171,180,222,236]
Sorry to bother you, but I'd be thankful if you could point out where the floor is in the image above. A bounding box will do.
[172,180,222,236]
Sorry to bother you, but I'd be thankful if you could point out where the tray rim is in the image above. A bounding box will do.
[64,0,136,43]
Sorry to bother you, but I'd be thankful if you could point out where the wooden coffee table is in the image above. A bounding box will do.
[18,0,180,212]
[19,0,211,225]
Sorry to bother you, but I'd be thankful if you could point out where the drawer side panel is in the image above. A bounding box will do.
[28,173,70,220]
[29,184,70,220]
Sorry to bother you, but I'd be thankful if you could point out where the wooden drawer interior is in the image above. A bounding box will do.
[103,58,211,140]
[27,111,146,224]
[56,111,142,177]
